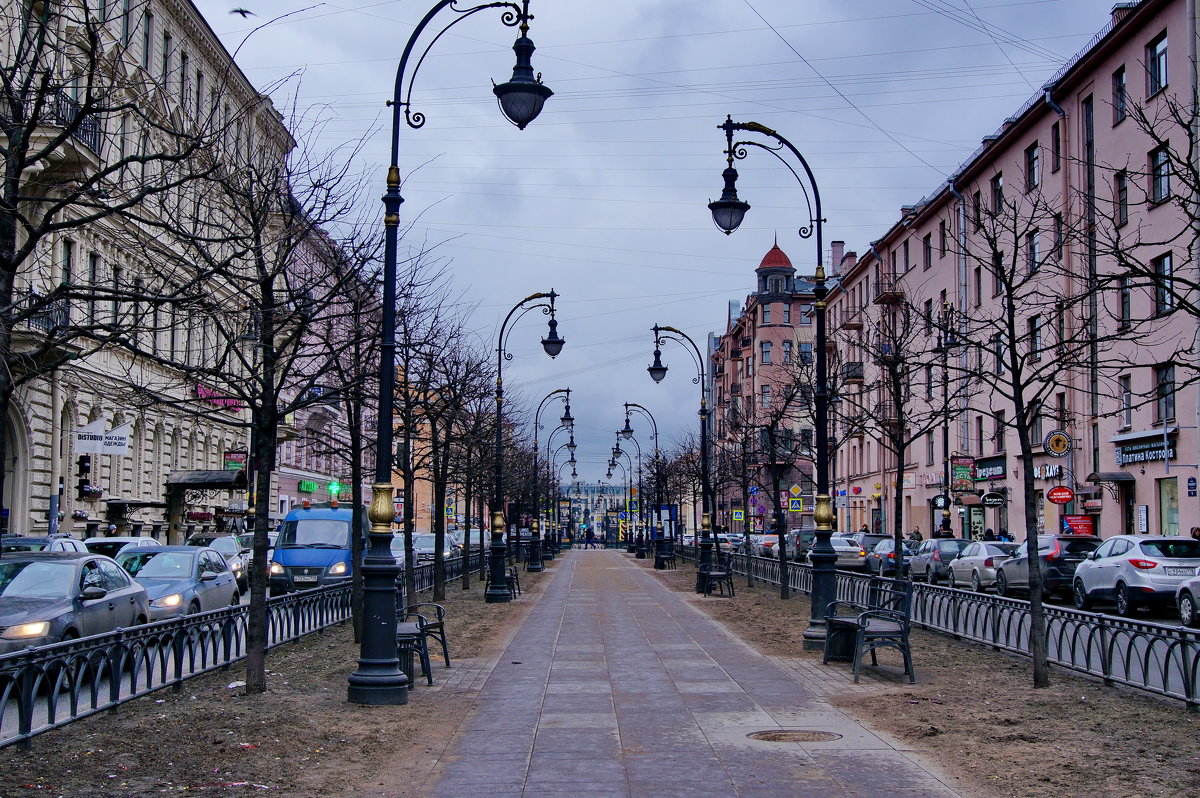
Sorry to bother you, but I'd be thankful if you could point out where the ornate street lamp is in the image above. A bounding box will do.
[350,0,553,706]
[489,291,564,603]
[934,304,959,537]
[648,324,712,591]
[623,402,666,563]
[708,115,835,650]
[530,388,570,571]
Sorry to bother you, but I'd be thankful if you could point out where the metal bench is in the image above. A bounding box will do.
[823,577,915,683]
[698,561,734,597]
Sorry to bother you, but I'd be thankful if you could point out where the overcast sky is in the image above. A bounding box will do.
[197,0,1115,486]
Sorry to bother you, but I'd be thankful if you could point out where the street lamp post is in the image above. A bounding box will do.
[542,412,575,556]
[622,402,665,564]
[606,456,629,546]
[935,304,958,537]
[530,388,571,571]
[349,0,553,706]
[708,116,835,650]
[488,292,565,603]
[648,324,712,592]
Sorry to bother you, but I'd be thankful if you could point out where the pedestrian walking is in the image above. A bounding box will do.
[907,527,922,542]
[996,527,1013,542]
[585,529,596,549]
[858,524,870,534]
[1191,526,1200,542]
[983,528,997,541]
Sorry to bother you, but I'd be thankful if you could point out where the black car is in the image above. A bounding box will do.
[0,552,150,655]
[866,538,916,576]
[995,535,1102,600]
[2,534,88,553]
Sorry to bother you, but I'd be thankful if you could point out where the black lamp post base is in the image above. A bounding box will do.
[527,535,544,572]
[801,623,828,652]
[485,529,512,603]
[347,667,410,705]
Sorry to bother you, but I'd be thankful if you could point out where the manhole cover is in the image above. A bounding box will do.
[747,730,843,743]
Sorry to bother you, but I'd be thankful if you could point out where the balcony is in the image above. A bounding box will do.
[9,292,79,370]
[874,401,901,427]
[730,383,743,396]
[840,307,863,330]
[23,90,103,177]
[841,361,865,384]
[875,342,902,365]
[730,348,743,360]
[873,274,904,304]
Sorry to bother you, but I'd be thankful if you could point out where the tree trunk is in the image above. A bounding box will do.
[245,416,276,694]
[461,474,473,590]
[1017,425,1050,688]
[771,464,789,599]
[431,418,446,602]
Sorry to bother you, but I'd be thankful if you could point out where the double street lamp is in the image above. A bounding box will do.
[622,402,664,561]
[708,116,835,650]
[488,291,565,603]
[648,324,712,590]
[543,420,576,555]
[350,0,553,706]
[531,388,572,570]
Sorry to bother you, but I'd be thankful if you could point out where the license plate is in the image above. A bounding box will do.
[294,575,319,583]
[1165,567,1197,576]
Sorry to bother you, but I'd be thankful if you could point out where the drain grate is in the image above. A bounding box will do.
[747,729,843,743]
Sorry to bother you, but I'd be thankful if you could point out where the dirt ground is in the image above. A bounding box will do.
[648,564,1200,798]
[3,554,1198,798]
[0,564,552,798]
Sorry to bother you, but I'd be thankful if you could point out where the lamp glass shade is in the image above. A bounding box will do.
[566,438,577,454]
[620,419,634,439]
[542,317,565,358]
[493,35,553,130]
[708,198,750,235]
[560,407,575,429]
[647,350,667,383]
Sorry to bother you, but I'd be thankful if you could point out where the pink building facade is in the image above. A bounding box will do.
[825,0,1197,541]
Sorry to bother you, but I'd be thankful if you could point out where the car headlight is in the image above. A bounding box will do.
[269,562,285,575]
[328,561,348,576]
[151,593,183,609]
[2,621,50,640]
[230,559,243,572]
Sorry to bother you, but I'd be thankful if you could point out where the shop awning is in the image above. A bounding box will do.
[166,470,248,490]
[1086,471,1135,483]
[104,498,169,508]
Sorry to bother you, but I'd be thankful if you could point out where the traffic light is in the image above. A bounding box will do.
[75,455,100,500]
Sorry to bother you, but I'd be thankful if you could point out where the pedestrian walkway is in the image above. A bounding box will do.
[427,550,964,797]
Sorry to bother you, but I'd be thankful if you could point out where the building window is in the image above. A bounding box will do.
[993,334,1006,375]
[925,365,934,400]
[762,304,771,324]
[1119,275,1131,328]
[800,304,812,325]
[973,266,982,307]
[1119,375,1132,428]
[1147,32,1168,96]
[972,191,982,229]
[939,219,947,256]
[60,239,74,285]
[902,239,910,272]
[1153,253,1173,314]
[1115,171,1129,225]
[121,0,131,45]
[799,342,813,364]
[761,341,772,365]
[922,233,932,270]
[1155,364,1175,423]
[992,250,1003,296]
[990,173,1004,213]
[1112,65,1126,123]
[161,30,172,81]
[1051,121,1061,171]
[923,299,934,334]
[87,252,100,323]
[994,410,1006,452]
[1031,401,1044,442]
[782,340,792,364]
[1025,142,1039,191]
[141,10,153,69]
[1053,213,1063,259]
[761,385,771,409]
[1025,230,1039,274]
[1029,315,1043,360]
[926,432,934,465]
[180,51,189,102]
[782,304,790,324]
[1150,146,1170,203]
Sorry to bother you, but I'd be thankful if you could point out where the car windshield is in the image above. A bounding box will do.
[1139,540,1200,559]
[1048,538,1100,554]
[986,543,1019,555]
[85,541,131,558]
[277,519,352,549]
[189,536,240,555]
[1,540,48,552]
[862,535,888,548]
[937,540,970,553]
[120,551,195,578]
[0,560,76,598]
[414,534,438,548]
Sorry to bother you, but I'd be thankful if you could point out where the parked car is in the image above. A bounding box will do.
[1072,535,1200,616]
[866,538,916,576]
[185,533,250,591]
[83,536,162,559]
[807,536,869,571]
[2,534,88,553]
[725,533,744,549]
[116,546,240,620]
[787,528,817,560]
[0,552,150,654]
[946,541,1020,591]
[995,534,1102,600]
[909,538,971,584]
[412,533,461,562]
[754,534,781,558]
[1177,573,1200,627]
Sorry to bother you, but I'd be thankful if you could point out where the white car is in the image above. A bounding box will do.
[1176,574,1200,627]
[1073,535,1200,616]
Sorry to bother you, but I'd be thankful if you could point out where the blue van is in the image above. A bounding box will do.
[268,504,366,594]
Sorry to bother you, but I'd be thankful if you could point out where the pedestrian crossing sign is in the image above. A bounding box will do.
[788,498,803,512]
[732,510,744,521]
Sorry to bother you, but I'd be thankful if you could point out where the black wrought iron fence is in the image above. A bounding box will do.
[681,546,1200,708]
[0,555,477,749]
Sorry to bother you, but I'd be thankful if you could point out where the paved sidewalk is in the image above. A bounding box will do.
[427,550,966,797]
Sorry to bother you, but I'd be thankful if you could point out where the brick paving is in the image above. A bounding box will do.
[425,550,966,797]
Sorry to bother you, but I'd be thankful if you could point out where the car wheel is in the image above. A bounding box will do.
[947,569,957,589]
[928,569,939,586]
[1179,592,1199,628]
[230,590,240,607]
[995,571,1009,597]
[188,600,201,615]
[971,571,983,593]
[1114,583,1135,617]
[61,629,79,642]
[1072,580,1092,611]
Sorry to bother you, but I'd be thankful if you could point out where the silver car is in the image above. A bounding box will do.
[1073,535,1200,616]
[83,536,162,559]
[807,536,869,571]
[946,541,1019,591]
[1176,574,1200,627]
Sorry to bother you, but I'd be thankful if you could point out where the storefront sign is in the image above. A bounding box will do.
[951,456,975,492]
[1116,438,1175,465]
[298,480,318,493]
[186,511,214,521]
[74,420,132,456]
[980,492,1006,507]
[1082,499,1103,511]
[1047,486,1075,505]
[1062,515,1094,535]
[1189,477,1197,498]
[224,450,248,471]
[215,507,245,518]
[196,384,243,410]
[1044,429,1072,457]
[974,456,1005,482]
[1033,464,1063,479]
[1137,505,1149,533]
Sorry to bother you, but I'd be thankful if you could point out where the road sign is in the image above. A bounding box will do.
[1047,486,1074,505]
[732,510,744,521]
[788,498,803,512]
[789,484,802,497]
[619,511,627,520]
